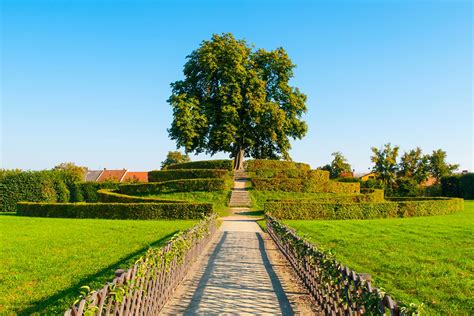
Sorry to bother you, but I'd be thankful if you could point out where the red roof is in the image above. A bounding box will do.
[97,169,127,182]
[122,171,148,183]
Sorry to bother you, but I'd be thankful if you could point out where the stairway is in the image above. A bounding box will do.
[229,170,251,208]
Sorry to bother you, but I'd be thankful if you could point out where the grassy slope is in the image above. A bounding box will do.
[148,190,231,216]
[284,201,474,314]
[0,214,196,314]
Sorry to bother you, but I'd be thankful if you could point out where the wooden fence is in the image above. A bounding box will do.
[65,214,217,316]
[266,215,403,315]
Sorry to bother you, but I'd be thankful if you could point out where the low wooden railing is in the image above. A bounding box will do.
[65,214,217,316]
[266,214,406,315]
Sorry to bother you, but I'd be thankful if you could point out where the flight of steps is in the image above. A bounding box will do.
[229,170,251,208]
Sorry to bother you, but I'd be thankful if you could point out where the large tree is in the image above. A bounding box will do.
[429,149,459,182]
[161,151,191,169]
[168,33,308,169]
[398,147,430,184]
[370,143,399,185]
[320,152,352,178]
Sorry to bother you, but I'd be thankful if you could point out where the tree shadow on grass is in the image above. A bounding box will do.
[18,232,178,315]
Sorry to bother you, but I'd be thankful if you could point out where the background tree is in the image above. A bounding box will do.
[370,143,399,185]
[320,152,352,178]
[429,149,459,182]
[161,151,191,169]
[398,147,430,184]
[52,162,87,183]
[168,33,308,169]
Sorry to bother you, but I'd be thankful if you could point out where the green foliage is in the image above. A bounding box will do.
[429,149,459,182]
[0,215,197,314]
[166,159,233,170]
[265,197,463,220]
[52,162,87,184]
[17,202,213,219]
[246,159,310,172]
[324,151,352,179]
[398,148,430,184]
[168,33,307,163]
[148,169,230,182]
[0,170,71,212]
[371,143,399,185]
[254,168,328,180]
[283,201,474,314]
[251,177,360,194]
[393,178,420,197]
[441,173,474,199]
[97,189,186,203]
[161,151,191,169]
[119,178,228,196]
[69,182,120,202]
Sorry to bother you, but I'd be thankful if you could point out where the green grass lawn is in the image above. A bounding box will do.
[148,190,231,216]
[0,214,196,314]
[283,201,474,314]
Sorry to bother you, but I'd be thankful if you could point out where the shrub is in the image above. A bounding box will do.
[255,169,329,181]
[0,170,71,212]
[69,182,120,202]
[246,159,310,172]
[148,169,231,182]
[251,178,360,194]
[265,197,463,220]
[97,190,187,203]
[119,178,227,195]
[17,202,213,219]
[166,160,233,170]
[441,173,474,199]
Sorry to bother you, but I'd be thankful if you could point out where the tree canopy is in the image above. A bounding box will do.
[161,151,191,169]
[168,33,308,169]
[320,152,352,179]
[429,149,459,182]
[370,143,399,185]
[398,147,430,184]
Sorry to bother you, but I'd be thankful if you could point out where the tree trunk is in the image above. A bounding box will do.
[233,146,245,170]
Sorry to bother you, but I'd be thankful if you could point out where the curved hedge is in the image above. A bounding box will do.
[119,178,227,195]
[255,169,329,181]
[148,169,231,182]
[246,159,310,172]
[17,202,212,219]
[264,197,464,220]
[166,160,233,170]
[252,178,360,194]
[97,189,186,203]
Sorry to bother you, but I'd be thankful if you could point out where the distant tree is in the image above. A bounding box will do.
[321,152,352,179]
[53,162,87,183]
[370,143,399,185]
[161,151,191,169]
[168,33,308,170]
[398,147,430,184]
[429,149,459,182]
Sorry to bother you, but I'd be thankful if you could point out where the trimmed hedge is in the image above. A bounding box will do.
[166,160,233,170]
[441,173,474,199]
[17,202,213,219]
[255,169,329,181]
[97,189,186,203]
[251,178,360,194]
[270,189,384,204]
[246,159,310,172]
[0,170,70,212]
[148,169,231,182]
[119,178,227,195]
[69,182,120,203]
[265,197,463,220]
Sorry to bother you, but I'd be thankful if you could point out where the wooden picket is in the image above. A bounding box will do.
[65,215,217,316]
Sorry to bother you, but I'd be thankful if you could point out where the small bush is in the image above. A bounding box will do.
[97,190,187,203]
[148,169,231,182]
[119,178,228,195]
[265,197,463,220]
[246,159,310,172]
[17,202,213,219]
[166,160,233,170]
[441,173,474,199]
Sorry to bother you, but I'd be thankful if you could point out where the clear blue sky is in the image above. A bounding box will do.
[1,0,472,172]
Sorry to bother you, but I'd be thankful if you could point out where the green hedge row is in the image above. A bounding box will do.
[17,202,213,219]
[246,159,310,172]
[265,197,463,220]
[69,182,120,202]
[0,170,70,212]
[97,189,186,203]
[255,169,330,181]
[441,173,474,199]
[119,178,228,195]
[148,169,231,182]
[270,189,385,204]
[166,160,233,170]
[251,178,360,194]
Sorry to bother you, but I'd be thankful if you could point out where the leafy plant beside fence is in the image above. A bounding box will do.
[65,214,218,316]
[266,215,422,315]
